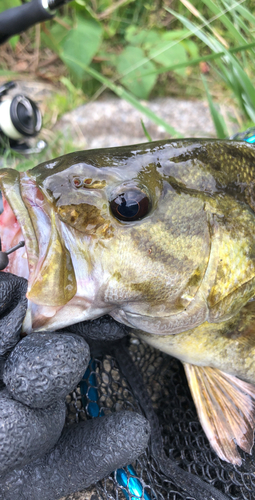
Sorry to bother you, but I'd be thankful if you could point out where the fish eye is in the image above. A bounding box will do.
[110,189,150,222]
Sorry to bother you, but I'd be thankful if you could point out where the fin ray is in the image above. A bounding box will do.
[184,364,255,465]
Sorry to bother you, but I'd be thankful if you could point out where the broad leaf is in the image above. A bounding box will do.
[60,17,102,81]
[149,42,188,76]
[125,26,160,47]
[116,46,156,99]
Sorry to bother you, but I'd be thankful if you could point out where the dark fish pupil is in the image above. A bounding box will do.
[118,198,139,218]
[110,189,150,222]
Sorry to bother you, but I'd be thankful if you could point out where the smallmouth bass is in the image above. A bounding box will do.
[1,138,255,465]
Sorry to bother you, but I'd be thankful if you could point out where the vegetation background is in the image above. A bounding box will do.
[0,0,255,165]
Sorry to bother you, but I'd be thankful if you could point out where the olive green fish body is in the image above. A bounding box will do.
[137,299,255,384]
[1,138,255,464]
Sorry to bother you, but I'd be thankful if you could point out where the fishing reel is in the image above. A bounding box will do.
[0,81,47,154]
[0,0,73,156]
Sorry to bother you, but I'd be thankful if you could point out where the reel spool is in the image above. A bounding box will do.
[0,81,46,154]
[0,94,42,140]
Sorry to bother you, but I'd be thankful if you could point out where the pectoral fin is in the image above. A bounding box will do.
[184,363,255,465]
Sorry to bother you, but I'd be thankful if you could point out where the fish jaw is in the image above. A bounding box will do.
[25,222,113,332]
[0,170,74,332]
[0,169,111,333]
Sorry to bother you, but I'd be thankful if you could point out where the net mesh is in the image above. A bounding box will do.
[63,335,255,500]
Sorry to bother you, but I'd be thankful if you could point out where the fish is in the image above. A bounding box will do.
[1,138,255,465]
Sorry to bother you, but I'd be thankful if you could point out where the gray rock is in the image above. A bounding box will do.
[3,332,90,408]
[55,96,238,150]
[0,388,65,477]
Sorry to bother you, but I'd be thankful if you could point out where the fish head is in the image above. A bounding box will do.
[1,139,255,334]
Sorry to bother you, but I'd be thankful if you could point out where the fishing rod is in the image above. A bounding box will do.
[0,0,72,45]
[0,0,72,154]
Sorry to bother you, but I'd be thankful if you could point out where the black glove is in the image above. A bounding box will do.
[0,271,27,378]
[0,272,150,499]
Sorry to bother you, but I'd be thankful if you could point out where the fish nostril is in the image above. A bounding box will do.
[72,177,82,188]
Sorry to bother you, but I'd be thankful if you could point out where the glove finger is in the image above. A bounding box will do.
[0,410,150,500]
[67,314,130,341]
[3,331,90,408]
[0,388,65,477]
[0,272,27,356]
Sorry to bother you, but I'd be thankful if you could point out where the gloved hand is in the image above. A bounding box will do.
[0,272,151,500]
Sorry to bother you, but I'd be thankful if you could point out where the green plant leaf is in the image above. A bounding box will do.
[148,41,188,76]
[0,0,20,13]
[41,20,70,54]
[162,29,191,41]
[202,75,227,139]
[166,8,219,52]
[141,119,152,141]
[201,0,247,45]
[116,46,157,99]
[166,7,255,121]
[8,35,19,50]
[125,26,160,46]
[232,2,255,26]
[60,17,103,81]
[74,0,99,20]
[181,39,199,59]
[144,40,255,76]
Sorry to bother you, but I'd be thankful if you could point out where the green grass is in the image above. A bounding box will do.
[43,0,255,137]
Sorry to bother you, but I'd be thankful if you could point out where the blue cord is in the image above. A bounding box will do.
[80,361,99,417]
[245,135,255,143]
[229,126,255,143]
[116,465,152,500]
[80,360,153,500]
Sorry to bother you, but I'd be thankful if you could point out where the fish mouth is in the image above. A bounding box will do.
[0,169,37,282]
[0,169,78,332]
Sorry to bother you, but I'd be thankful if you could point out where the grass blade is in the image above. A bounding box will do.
[200,0,247,45]
[179,0,229,47]
[230,2,255,26]
[142,40,255,76]
[141,119,152,141]
[202,75,227,139]
[166,8,220,52]
[166,6,255,120]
